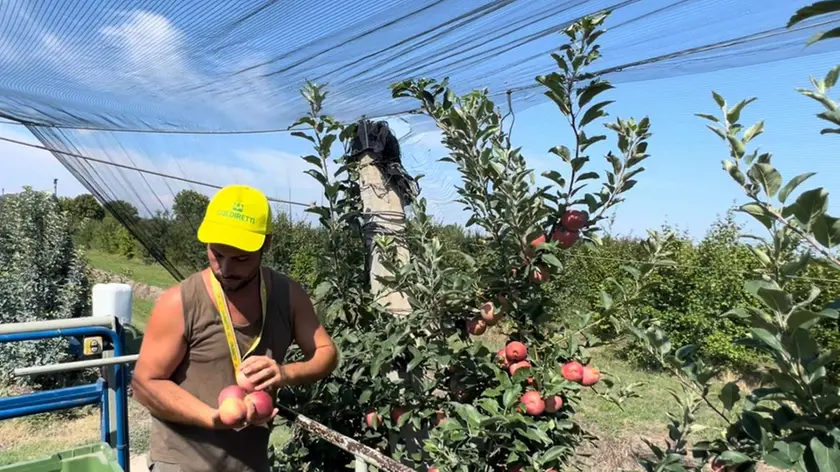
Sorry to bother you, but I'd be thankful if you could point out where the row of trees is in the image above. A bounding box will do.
[55,187,840,375]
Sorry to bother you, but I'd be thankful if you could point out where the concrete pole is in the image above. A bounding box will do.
[354,123,412,315]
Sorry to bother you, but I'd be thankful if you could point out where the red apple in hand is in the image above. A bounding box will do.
[245,390,274,419]
[236,371,255,392]
[217,385,247,406]
[561,361,584,383]
[218,397,247,426]
[561,210,588,232]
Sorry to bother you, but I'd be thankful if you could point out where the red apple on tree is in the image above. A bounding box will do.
[505,341,527,362]
[544,395,564,413]
[509,360,531,376]
[432,410,447,427]
[519,391,546,416]
[391,406,409,424]
[479,301,502,326]
[581,365,601,386]
[530,263,550,284]
[496,349,510,369]
[561,361,584,382]
[561,209,588,232]
[529,233,547,248]
[364,410,381,428]
[551,228,579,249]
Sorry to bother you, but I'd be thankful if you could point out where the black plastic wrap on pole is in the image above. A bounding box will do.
[350,119,420,203]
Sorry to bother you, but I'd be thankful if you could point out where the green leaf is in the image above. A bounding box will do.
[600,290,613,311]
[712,91,727,109]
[723,160,746,186]
[719,382,741,411]
[788,1,840,28]
[738,202,774,229]
[542,253,563,268]
[779,172,817,203]
[749,163,783,197]
[750,328,784,354]
[806,27,840,46]
[793,188,829,229]
[812,214,840,248]
[695,113,719,122]
[755,286,794,314]
[718,450,752,464]
[579,100,614,127]
[540,446,567,463]
[743,120,765,143]
[788,308,838,331]
[809,437,840,472]
[727,98,757,124]
[578,81,613,108]
[359,389,372,404]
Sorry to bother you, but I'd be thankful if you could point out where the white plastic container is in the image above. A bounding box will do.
[92,283,133,326]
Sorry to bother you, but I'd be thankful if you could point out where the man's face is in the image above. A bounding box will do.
[207,243,263,292]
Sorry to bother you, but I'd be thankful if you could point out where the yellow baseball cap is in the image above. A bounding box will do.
[197,185,273,253]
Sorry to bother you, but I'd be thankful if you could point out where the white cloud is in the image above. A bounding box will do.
[29,9,287,129]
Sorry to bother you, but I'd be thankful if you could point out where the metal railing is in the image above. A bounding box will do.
[0,316,413,472]
[0,316,131,470]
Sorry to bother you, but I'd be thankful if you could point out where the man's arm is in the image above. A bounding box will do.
[277,279,339,386]
[131,286,218,429]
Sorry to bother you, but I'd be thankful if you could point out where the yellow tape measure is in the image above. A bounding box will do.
[210,269,268,373]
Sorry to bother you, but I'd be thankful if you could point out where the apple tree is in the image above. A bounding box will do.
[627,3,840,471]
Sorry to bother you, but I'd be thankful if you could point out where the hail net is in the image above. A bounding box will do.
[0,0,837,278]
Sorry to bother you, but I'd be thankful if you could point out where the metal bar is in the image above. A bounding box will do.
[101,381,110,444]
[275,404,413,472]
[0,316,115,335]
[0,325,130,472]
[0,394,101,420]
[0,383,100,410]
[13,355,139,377]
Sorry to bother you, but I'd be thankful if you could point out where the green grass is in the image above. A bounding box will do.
[83,250,176,288]
[130,297,155,331]
[577,347,731,440]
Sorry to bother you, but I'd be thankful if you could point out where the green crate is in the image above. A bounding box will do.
[0,443,123,472]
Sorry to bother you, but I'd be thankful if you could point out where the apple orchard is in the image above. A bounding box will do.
[257,6,840,472]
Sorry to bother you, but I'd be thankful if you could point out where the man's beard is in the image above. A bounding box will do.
[213,269,259,292]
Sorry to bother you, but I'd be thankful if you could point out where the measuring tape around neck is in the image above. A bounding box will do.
[210,269,268,373]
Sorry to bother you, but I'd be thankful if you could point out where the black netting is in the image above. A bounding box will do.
[0,0,838,280]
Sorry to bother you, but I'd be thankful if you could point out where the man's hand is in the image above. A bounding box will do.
[240,355,285,392]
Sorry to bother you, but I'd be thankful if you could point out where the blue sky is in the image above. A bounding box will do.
[1,0,838,241]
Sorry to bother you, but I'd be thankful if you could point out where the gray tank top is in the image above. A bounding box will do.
[148,268,294,472]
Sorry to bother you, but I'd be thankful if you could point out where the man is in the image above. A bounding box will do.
[132,184,339,472]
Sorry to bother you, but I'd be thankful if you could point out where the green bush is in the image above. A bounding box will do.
[0,187,92,388]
